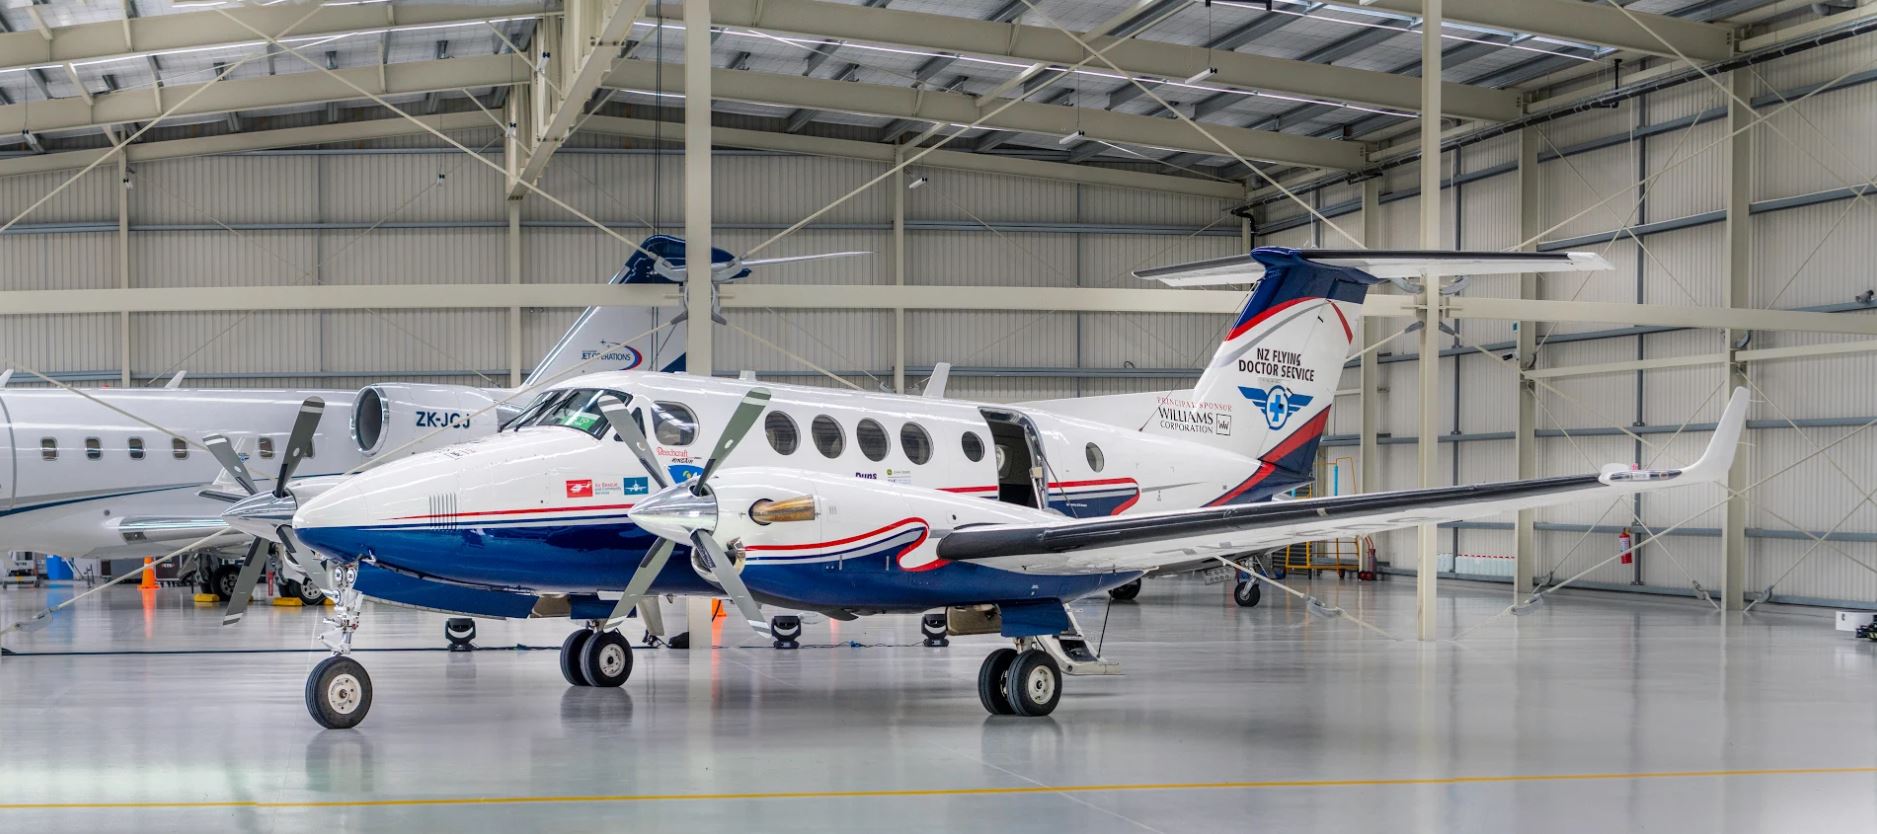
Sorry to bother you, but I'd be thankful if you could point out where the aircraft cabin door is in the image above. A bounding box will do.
[978,408,1049,511]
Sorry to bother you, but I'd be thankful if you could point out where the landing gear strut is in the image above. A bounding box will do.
[305,563,371,729]
[975,608,1120,717]
[560,623,634,688]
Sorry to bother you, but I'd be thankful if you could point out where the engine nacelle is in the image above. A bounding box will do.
[351,383,501,457]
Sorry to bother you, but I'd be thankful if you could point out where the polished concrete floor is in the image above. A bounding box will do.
[1,575,1873,833]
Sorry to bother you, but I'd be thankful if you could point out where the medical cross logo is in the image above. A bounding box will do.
[1239,384,1314,430]
[565,479,594,498]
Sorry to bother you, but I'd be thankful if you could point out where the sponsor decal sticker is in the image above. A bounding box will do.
[565,479,595,498]
[579,345,644,370]
[1154,396,1234,435]
[595,480,622,496]
[622,476,650,496]
[668,464,703,484]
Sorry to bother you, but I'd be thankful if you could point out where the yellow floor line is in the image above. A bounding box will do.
[3,766,1874,812]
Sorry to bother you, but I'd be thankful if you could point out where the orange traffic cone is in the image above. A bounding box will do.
[140,556,158,590]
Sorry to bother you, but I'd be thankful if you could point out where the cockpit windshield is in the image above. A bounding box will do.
[509,388,631,438]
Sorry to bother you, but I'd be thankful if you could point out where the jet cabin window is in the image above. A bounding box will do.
[258,437,275,459]
[40,438,55,461]
[172,438,188,460]
[85,438,101,460]
[651,402,698,447]
[128,437,144,460]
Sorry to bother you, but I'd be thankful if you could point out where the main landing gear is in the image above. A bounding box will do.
[306,563,372,729]
[975,612,1120,717]
[560,624,635,688]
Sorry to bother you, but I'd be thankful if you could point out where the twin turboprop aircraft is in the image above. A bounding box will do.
[0,235,820,622]
[223,246,1748,728]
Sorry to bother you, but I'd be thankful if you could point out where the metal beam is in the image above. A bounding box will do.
[0,3,552,74]
[1416,0,1442,642]
[507,0,646,197]
[1358,177,1382,507]
[602,60,1368,169]
[0,52,528,136]
[653,0,1519,122]
[684,0,712,376]
[1310,0,1731,61]
[0,112,488,177]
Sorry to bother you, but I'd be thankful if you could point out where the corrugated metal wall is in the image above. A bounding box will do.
[1250,48,1877,607]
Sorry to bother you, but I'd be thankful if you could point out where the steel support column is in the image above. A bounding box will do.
[507,200,523,386]
[682,0,713,376]
[1359,177,1382,501]
[1721,69,1752,611]
[1415,0,1442,643]
[893,146,907,394]
[1514,126,1539,599]
[682,0,715,646]
[116,151,130,387]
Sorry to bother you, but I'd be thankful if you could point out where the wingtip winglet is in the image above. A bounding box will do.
[1686,386,1749,482]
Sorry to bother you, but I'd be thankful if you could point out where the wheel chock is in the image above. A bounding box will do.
[192,593,220,605]
[270,597,304,607]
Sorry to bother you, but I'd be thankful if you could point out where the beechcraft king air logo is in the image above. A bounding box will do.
[1240,385,1313,430]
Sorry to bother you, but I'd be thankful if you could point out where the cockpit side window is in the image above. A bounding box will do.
[515,388,632,439]
[651,402,698,447]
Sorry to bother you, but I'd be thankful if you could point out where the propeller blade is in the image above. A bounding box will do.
[690,531,769,637]
[738,251,870,268]
[278,528,329,598]
[597,395,669,491]
[220,538,270,626]
[697,388,771,489]
[601,538,676,629]
[201,433,258,496]
[274,397,325,496]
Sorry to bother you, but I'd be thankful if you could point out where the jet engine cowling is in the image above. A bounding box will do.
[350,383,504,457]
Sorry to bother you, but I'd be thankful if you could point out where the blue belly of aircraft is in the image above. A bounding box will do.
[303,521,1136,611]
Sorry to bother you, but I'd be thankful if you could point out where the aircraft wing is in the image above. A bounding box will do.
[936,388,1747,575]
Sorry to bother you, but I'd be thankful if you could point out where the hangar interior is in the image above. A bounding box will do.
[2,0,1876,831]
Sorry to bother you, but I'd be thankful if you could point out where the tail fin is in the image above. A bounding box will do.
[1146,248,1382,502]
[523,235,727,388]
[1137,246,1614,506]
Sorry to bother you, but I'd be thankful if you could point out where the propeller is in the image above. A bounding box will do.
[617,388,775,636]
[207,396,327,626]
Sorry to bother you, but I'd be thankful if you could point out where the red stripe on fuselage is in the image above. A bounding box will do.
[391,502,637,521]
[745,517,927,553]
[1226,296,1316,342]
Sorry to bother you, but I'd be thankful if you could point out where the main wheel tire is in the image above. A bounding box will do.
[1234,580,1262,608]
[977,648,1019,716]
[210,564,242,601]
[1107,579,1143,602]
[579,630,634,687]
[291,578,326,605]
[305,655,373,730]
[1005,650,1062,717]
[559,630,594,687]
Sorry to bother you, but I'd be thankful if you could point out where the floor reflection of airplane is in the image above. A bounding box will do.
[241,247,1745,729]
[0,235,699,612]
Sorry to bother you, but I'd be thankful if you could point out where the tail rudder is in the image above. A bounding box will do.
[1184,248,1378,498]
[522,235,714,389]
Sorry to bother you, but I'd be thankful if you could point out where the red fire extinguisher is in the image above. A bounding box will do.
[1618,528,1634,565]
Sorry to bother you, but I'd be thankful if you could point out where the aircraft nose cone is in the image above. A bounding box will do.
[221,491,296,542]
[627,483,717,542]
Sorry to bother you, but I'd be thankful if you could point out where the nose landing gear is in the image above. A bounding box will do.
[305,563,372,729]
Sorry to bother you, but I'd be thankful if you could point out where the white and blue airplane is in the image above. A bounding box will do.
[229,247,1746,728]
[0,235,803,620]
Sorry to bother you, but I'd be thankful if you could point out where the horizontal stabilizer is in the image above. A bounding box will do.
[1138,249,1612,287]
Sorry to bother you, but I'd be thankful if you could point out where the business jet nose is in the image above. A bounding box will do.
[221,492,298,542]
[626,482,717,542]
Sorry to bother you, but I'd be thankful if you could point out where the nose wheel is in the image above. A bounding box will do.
[305,562,372,729]
[561,626,634,687]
